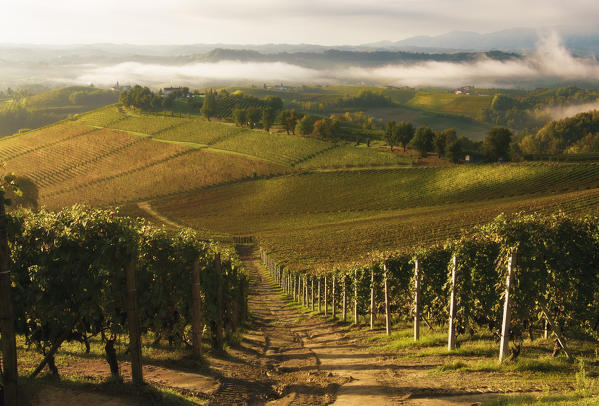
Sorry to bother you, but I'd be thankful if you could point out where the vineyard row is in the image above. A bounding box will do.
[260,212,599,362]
[0,206,249,405]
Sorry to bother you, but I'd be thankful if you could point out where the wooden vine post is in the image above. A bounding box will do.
[332,275,336,319]
[499,249,515,362]
[448,255,458,351]
[125,259,144,385]
[311,276,315,311]
[318,277,322,313]
[191,257,203,357]
[324,275,328,316]
[304,275,308,306]
[214,254,225,351]
[293,275,297,301]
[342,277,347,322]
[370,267,375,330]
[413,259,420,341]
[384,264,391,336]
[354,269,359,325]
[0,199,18,406]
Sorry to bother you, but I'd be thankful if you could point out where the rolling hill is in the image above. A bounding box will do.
[3,102,599,273]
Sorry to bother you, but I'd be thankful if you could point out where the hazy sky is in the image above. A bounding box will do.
[1,0,598,45]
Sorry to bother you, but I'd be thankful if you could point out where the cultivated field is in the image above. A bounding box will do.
[149,163,599,269]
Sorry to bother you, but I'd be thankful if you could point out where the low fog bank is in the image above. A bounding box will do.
[3,32,599,90]
[543,102,599,121]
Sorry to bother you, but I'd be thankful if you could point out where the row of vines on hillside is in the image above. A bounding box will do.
[261,212,599,361]
[3,205,248,387]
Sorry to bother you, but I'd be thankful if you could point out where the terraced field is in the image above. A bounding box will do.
[74,105,401,167]
[298,144,409,168]
[210,130,333,166]
[109,114,187,135]
[0,122,95,161]
[0,121,287,210]
[152,119,247,145]
[76,105,126,127]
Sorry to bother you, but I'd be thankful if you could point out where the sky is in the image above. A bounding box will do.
[1,0,598,45]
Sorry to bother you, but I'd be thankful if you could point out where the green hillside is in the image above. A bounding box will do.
[2,104,404,211]
[405,91,491,118]
[3,99,599,273]
[149,163,599,269]
[0,86,118,137]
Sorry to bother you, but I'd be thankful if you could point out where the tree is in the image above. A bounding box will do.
[201,89,216,120]
[118,90,130,107]
[232,107,247,127]
[385,120,397,151]
[446,140,463,163]
[395,121,415,152]
[483,127,512,161]
[312,118,341,141]
[278,110,300,135]
[295,115,315,136]
[410,126,434,157]
[433,128,458,158]
[265,96,283,112]
[246,106,261,129]
[262,107,275,132]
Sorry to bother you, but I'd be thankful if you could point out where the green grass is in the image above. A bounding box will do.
[406,91,491,118]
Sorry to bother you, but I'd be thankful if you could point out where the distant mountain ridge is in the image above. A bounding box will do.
[366,28,599,54]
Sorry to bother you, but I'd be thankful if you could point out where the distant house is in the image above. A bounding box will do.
[385,85,413,90]
[455,85,474,95]
[111,82,131,92]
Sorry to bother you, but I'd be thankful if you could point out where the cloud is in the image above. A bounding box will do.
[67,32,599,89]
[73,61,325,87]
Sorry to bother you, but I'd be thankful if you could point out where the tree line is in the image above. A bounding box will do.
[384,120,513,163]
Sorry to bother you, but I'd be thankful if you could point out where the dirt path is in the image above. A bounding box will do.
[137,201,182,228]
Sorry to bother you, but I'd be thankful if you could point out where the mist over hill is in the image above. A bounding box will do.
[2,29,599,90]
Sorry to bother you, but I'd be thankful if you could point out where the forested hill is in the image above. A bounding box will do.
[0,86,118,137]
[189,48,521,68]
[517,110,599,155]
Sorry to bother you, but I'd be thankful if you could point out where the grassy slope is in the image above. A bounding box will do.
[150,164,599,269]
